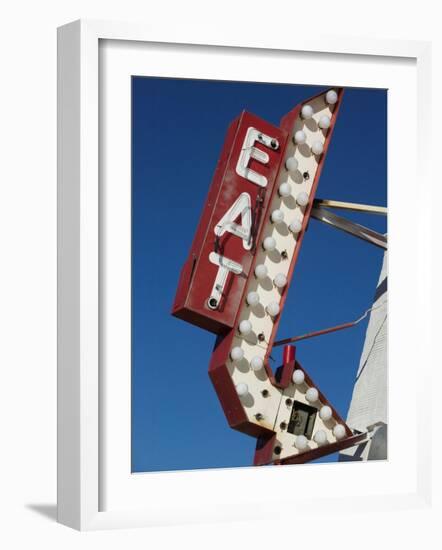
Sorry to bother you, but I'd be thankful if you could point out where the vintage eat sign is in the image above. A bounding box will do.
[172,89,365,464]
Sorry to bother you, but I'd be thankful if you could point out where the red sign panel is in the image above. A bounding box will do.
[172,111,288,334]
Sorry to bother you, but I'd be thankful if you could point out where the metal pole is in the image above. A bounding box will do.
[311,206,387,250]
[314,198,387,216]
[282,345,295,363]
[274,321,356,347]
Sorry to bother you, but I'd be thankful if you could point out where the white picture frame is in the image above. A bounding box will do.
[57,19,432,531]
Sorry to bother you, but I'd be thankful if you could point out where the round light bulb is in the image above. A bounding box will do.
[294,130,306,145]
[313,430,327,446]
[319,405,333,421]
[239,319,253,335]
[271,209,284,224]
[333,424,346,440]
[266,302,280,317]
[274,273,287,289]
[311,141,324,155]
[319,115,331,129]
[230,347,244,362]
[263,236,276,251]
[326,90,338,105]
[246,291,260,307]
[306,387,319,403]
[236,383,249,397]
[301,104,314,119]
[254,264,268,280]
[285,157,299,172]
[279,182,292,197]
[250,356,264,371]
[292,369,305,385]
[295,435,308,451]
[319,405,332,421]
[296,191,309,207]
[289,219,302,234]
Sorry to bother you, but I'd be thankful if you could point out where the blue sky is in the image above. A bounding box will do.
[131,77,387,472]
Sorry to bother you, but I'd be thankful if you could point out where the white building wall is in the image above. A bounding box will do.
[340,252,387,461]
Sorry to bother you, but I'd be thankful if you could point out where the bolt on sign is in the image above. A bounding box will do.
[172,89,365,465]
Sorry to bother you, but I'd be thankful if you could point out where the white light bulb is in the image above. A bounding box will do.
[292,369,305,385]
[246,291,260,307]
[311,141,323,155]
[285,157,299,172]
[279,182,292,197]
[289,219,302,234]
[333,424,346,440]
[319,115,331,129]
[230,347,244,362]
[250,356,264,371]
[266,302,280,317]
[319,405,332,421]
[274,273,287,289]
[239,319,253,335]
[295,435,308,450]
[296,191,309,207]
[294,130,306,145]
[236,383,249,397]
[314,430,327,446]
[255,264,268,280]
[301,104,314,119]
[312,141,324,155]
[306,387,319,403]
[326,90,338,105]
[271,209,284,224]
[263,236,276,251]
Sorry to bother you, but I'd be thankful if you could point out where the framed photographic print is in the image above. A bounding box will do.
[57,19,432,530]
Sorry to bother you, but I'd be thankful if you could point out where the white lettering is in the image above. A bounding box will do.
[207,253,243,310]
[214,192,252,250]
[236,127,278,187]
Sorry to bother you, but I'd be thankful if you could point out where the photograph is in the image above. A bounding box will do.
[131,77,387,472]
[0,0,435,542]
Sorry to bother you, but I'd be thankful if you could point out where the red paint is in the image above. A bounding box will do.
[283,345,295,364]
[172,112,288,334]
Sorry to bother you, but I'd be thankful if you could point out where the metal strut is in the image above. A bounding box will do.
[314,198,387,216]
[311,205,387,250]
[273,300,386,347]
